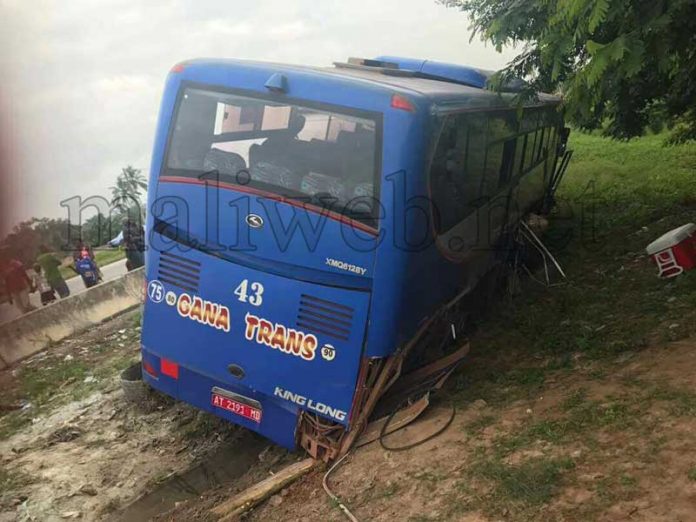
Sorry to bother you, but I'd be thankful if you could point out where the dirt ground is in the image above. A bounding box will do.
[4,298,694,522]
[0,310,242,522]
[2,297,695,522]
[242,335,696,522]
[4,128,695,521]
[3,213,696,521]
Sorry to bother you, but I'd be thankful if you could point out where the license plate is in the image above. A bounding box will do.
[211,389,262,423]
[84,271,93,278]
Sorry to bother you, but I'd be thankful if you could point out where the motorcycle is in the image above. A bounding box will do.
[75,251,100,288]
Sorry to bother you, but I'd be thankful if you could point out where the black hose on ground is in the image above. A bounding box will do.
[378,393,456,452]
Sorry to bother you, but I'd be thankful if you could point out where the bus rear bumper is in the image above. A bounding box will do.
[140,347,300,450]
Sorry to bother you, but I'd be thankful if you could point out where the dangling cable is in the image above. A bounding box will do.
[520,221,567,280]
[322,450,360,522]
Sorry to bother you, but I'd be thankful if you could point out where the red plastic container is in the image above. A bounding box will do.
[646,223,696,278]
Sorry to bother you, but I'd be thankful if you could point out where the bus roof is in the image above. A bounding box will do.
[178,57,562,106]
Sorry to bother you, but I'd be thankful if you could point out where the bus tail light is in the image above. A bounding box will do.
[391,94,415,112]
[160,358,180,379]
[170,63,186,73]
[143,360,158,378]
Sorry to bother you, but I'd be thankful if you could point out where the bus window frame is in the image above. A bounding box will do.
[158,81,385,232]
[427,103,562,240]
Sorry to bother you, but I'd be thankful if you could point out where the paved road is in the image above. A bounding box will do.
[0,259,130,324]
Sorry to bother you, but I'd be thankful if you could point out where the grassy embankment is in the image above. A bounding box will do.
[439,131,696,519]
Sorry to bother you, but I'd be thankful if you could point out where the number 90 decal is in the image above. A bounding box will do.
[234,279,264,306]
[321,344,336,361]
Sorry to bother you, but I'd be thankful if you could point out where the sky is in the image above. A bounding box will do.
[0,0,517,235]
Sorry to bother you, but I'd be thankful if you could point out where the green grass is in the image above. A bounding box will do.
[131,310,143,328]
[493,393,636,457]
[464,414,497,434]
[0,467,32,493]
[441,132,696,518]
[94,248,127,266]
[489,377,696,463]
[546,131,696,344]
[0,358,91,439]
[19,359,90,402]
[472,456,575,508]
[453,132,696,410]
[639,382,696,416]
[0,355,138,441]
[377,481,400,499]
[409,470,447,493]
[0,412,30,441]
[0,324,140,441]
[562,132,696,227]
[619,475,638,488]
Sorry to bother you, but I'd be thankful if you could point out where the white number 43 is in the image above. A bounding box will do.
[234,279,264,306]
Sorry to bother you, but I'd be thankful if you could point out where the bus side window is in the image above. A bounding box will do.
[511,116,524,178]
[430,112,488,233]
[460,113,488,216]
[500,139,516,186]
[553,110,564,157]
[484,112,517,196]
[429,116,462,233]
[538,108,555,162]
[522,110,540,171]
[484,140,504,200]
[536,125,546,162]
[546,124,557,159]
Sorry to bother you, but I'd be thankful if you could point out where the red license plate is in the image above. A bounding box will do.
[211,393,262,423]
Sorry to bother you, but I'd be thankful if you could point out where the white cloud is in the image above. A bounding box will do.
[202,19,255,37]
[266,20,312,40]
[91,74,157,95]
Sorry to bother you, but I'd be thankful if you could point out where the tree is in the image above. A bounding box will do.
[110,166,148,215]
[82,212,118,247]
[1,217,78,264]
[442,0,696,140]
[1,167,148,261]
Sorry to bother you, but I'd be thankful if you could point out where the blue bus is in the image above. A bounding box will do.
[141,56,567,459]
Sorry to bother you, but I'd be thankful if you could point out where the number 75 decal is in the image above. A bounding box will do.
[234,279,264,306]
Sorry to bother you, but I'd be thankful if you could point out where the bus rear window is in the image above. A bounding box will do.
[164,87,380,226]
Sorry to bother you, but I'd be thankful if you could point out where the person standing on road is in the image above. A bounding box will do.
[124,217,145,270]
[2,257,36,313]
[36,245,70,299]
[32,263,56,306]
[109,217,145,271]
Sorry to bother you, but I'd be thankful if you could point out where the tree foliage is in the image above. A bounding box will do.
[110,165,148,214]
[2,165,148,263]
[442,0,696,140]
[1,218,78,265]
[81,212,118,248]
